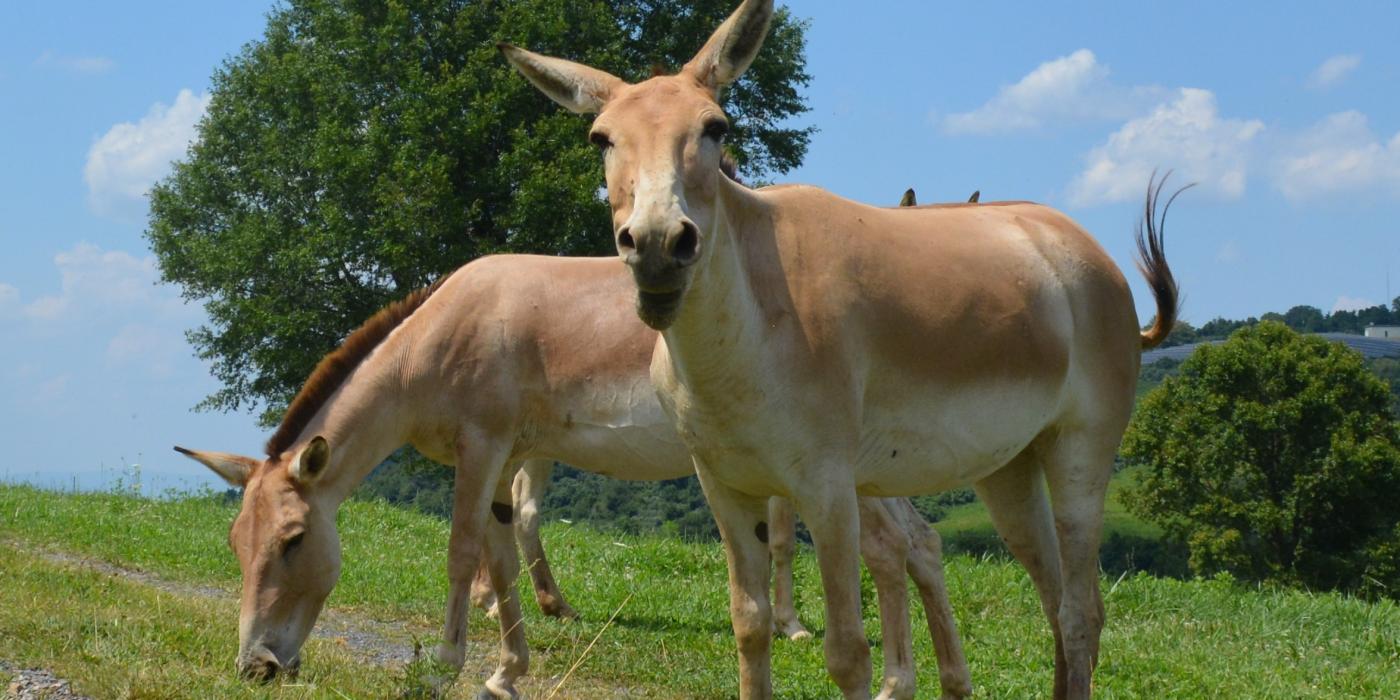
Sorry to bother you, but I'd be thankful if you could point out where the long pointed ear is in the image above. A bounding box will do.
[173,446,257,488]
[682,0,775,91]
[899,189,917,207]
[498,43,624,114]
[968,190,981,203]
[288,436,331,485]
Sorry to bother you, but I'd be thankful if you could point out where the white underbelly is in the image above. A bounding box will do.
[526,377,694,482]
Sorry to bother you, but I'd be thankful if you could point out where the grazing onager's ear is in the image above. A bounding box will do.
[288,436,331,485]
[968,190,981,203]
[497,43,624,114]
[900,189,917,207]
[173,446,257,488]
[682,0,775,91]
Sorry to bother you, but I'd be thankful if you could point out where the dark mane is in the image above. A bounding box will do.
[265,278,447,456]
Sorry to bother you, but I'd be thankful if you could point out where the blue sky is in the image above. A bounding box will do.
[2,1,1398,489]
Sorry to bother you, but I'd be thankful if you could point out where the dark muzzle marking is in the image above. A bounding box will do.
[754,521,768,544]
[491,501,513,524]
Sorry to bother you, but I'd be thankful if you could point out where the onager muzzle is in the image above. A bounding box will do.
[620,202,700,329]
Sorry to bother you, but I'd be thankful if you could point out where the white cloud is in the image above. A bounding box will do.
[106,323,183,377]
[35,50,115,75]
[942,50,1164,134]
[84,89,209,218]
[1068,88,1264,206]
[1307,54,1361,89]
[21,243,183,322]
[1332,295,1377,313]
[1273,111,1400,200]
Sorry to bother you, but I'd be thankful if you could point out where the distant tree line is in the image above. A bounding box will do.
[1158,296,1400,348]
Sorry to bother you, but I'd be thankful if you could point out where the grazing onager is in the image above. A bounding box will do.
[499,0,1182,697]
[177,255,971,698]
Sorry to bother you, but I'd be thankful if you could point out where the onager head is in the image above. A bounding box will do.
[175,437,340,681]
[500,0,773,329]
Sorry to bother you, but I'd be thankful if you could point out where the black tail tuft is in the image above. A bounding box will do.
[1136,171,1191,349]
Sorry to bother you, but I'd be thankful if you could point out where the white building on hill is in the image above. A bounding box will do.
[1365,325,1400,340]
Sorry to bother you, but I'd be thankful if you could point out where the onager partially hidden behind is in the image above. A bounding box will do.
[500,0,1182,697]
[176,253,971,697]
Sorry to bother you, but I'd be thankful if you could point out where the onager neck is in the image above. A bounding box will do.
[661,179,772,389]
[298,336,418,504]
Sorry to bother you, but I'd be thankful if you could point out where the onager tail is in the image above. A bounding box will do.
[1135,172,1191,349]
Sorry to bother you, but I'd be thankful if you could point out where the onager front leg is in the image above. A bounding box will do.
[439,435,526,699]
[798,480,872,700]
[696,468,774,699]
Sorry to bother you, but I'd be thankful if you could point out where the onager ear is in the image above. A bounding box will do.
[289,436,331,485]
[682,0,775,91]
[173,446,257,488]
[968,190,981,203]
[497,43,624,114]
[899,189,917,207]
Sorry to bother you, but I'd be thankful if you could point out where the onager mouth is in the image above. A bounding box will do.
[636,288,685,330]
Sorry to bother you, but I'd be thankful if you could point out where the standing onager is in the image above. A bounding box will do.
[469,181,950,634]
[176,255,971,698]
[499,0,1182,697]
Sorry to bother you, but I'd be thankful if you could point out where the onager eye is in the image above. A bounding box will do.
[282,532,305,559]
[702,119,729,142]
[589,131,613,150]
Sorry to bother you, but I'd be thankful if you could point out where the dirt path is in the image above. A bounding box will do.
[1,660,90,700]
[9,541,641,699]
[27,545,480,668]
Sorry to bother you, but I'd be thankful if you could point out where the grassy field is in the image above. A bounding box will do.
[2,483,1397,698]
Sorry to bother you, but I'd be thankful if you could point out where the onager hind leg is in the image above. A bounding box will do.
[1041,426,1119,700]
[974,452,1067,698]
[471,460,577,620]
[885,498,972,699]
[767,496,811,640]
[512,459,577,618]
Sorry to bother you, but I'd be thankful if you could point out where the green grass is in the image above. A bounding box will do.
[2,483,1398,698]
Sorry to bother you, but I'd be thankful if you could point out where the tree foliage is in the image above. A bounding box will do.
[1122,321,1400,598]
[147,0,812,420]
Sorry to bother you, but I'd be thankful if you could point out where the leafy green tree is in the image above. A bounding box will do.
[1122,322,1400,598]
[148,0,812,420]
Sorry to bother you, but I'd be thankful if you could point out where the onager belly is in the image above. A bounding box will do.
[853,376,1064,496]
[526,377,694,482]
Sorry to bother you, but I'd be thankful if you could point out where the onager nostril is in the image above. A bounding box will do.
[672,222,699,265]
[617,229,636,252]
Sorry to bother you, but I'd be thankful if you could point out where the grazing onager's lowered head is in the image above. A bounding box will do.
[174,439,341,681]
[499,0,773,330]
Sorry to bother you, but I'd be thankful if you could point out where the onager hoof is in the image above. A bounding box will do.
[479,673,520,700]
[774,618,812,641]
[542,601,580,620]
[434,642,466,671]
